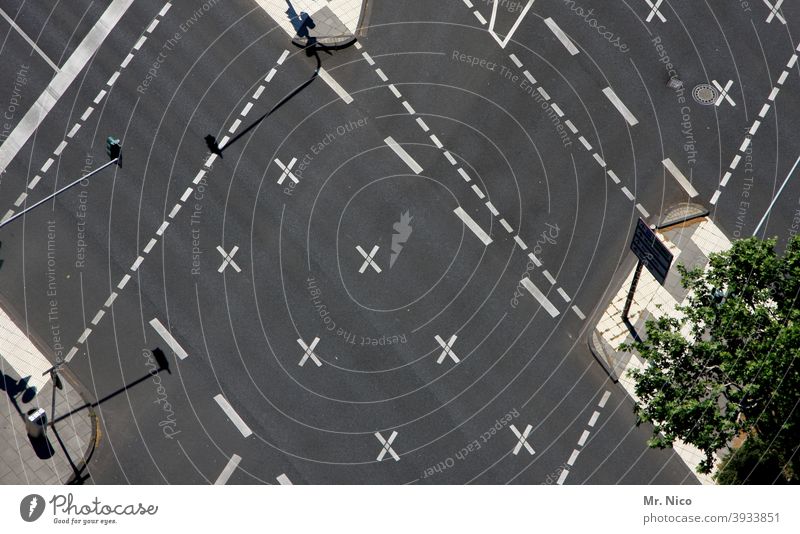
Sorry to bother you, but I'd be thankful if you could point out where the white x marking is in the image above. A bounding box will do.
[296,336,322,367]
[644,0,666,22]
[712,79,736,107]
[275,157,299,184]
[375,431,400,461]
[510,424,535,455]
[356,245,382,273]
[216,245,241,273]
[764,0,786,24]
[435,334,460,364]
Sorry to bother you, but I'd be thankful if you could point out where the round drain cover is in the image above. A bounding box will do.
[692,83,718,105]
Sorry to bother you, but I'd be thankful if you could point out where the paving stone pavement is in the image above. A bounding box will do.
[255,0,365,43]
[591,216,733,485]
[1,303,94,485]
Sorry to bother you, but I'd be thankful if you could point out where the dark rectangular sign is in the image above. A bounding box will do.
[630,218,673,285]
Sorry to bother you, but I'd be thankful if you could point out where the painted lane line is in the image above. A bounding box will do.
[214,394,253,438]
[471,184,485,199]
[513,235,528,250]
[787,54,798,69]
[567,449,580,466]
[389,84,402,98]
[544,17,579,55]
[458,168,471,182]
[720,172,733,187]
[4,210,17,222]
[444,151,457,165]
[739,138,751,152]
[104,292,118,307]
[577,430,590,446]
[319,68,354,104]
[578,136,592,150]
[354,41,362,49]
[598,390,611,407]
[499,218,513,233]
[54,140,68,156]
[753,152,800,237]
[229,119,242,133]
[430,134,443,148]
[521,277,560,317]
[474,10,488,25]
[602,87,639,126]
[550,103,564,116]
[557,287,571,302]
[193,170,207,185]
[180,187,193,202]
[0,6,59,71]
[14,192,27,207]
[131,256,144,271]
[276,474,293,485]
[0,0,135,174]
[168,203,182,219]
[375,68,388,82]
[749,121,761,135]
[777,70,789,85]
[486,201,499,216]
[768,87,779,101]
[523,70,537,84]
[416,118,430,131]
[542,270,556,285]
[214,454,242,485]
[759,103,770,118]
[241,102,253,116]
[565,120,578,134]
[156,221,170,236]
[67,124,81,138]
[464,0,474,7]
[277,49,290,64]
[662,158,699,197]
[90,310,105,326]
[64,347,79,362]
[571,305,586,320]
[218,135,230,150]
[133,36,146,50]
[94,89,107,104]
[730,155,741,170]
[77,328,92,344]
[118,274,131,290]
[362,51,375,65]
[709,191,721,205]
[537,87,550,100]
[143,238,158,254]
[385,136,423,174]
[636,203,650,218]
[556,469,569,485]
[528,252,542,267]
[265,68,277,82]
[588,411,600,427]
[376,431,400,461]
[620,186,634,201]
[81,107,94,121]
[28,175,41,189]
[509,53,523,68]
[149,318,188,359]
[454,206,493,245]
[159,3,172,17]
[607,169,621,184]
[253,85,265,99]
[593,154,606,167]
[146,19,160,33]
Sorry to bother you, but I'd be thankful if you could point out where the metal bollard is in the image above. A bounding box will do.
[25,408,48,439]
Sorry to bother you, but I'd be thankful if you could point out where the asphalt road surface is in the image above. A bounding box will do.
[1,0,798,484]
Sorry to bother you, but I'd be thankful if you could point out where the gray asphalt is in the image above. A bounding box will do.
[1,0,798,484]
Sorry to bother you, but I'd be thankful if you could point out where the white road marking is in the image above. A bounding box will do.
[662,158,699,197]
[319,68,354,104]
[764,0,786,24]
[131,256,144,271]
[577,430,590,446]
[430,134,443,148]
[458,168,471,182]
[384,136,423,174]
[265,68,277,82]
[567,449,580,466]
[544,17,579,55]
[710,190,721,205]
[104,292,118,307]
[768,86,780,101]
[277,49,290,64]
[759,103,770,118]
[389,84,401,98]
[588,411,600,427]
[644,0,667,23]
[557,288,570,302]
[753,152,800,236]
[556,469,569,484]
[510,424,535,455]
[217,245,241,273]
[521,278,559,317]
[229,119,242,133]
[607,169,621,184]
[81,107,94,121]
[77,328,92,344]
[474,10,488,25]
[118,274,131,289]
[0,0,134,174]
[214,394,253,438]
[13,192,27,207]
[275,157,299,184]
[578,136,592,150]
[416,117,430,131]
[571,305,586,320]
[402,101,416,114]
[67,124,81,138]
[0,7,59,71]
[362,51,375,65]
[565,119,578,134]
[168,203,182,219]
[90,310,105,326]
[444,151,457,165]
[180,187,193,202]
[159,3,172,17]
[528,253,542,267]
[593,154,606,167]
[499,219,513,233]
[598,391,611,407]
[276,473,293,485]
[523,70,536,84]
[712,79,736,106]
[356,245,382,273]
[65,347,79,362]
[488,0,535,48]
[486,201,499,216]
[471,184,485,199]
[375,68,388,82]
[253,85,265,99]
[94,89,107,104]
[636,204,650,218]
[435,334,459,364]
[602,87,639,126]
[542,270,556,285]
[509,53,522,67]
[454,207,492,245]
[28,175,41,189]
[214,454,242,485]
[241,102,253,116]
[149,318,189,360]
[514,235,528,250]
[133,36,146,50]
[193,170,206,185]
[621,186,634,201]
[143,238,158,254]
[777,70,789,85]
[146,19,160,33]
[297,336,323,367]
[375,431,400,461]
[54,140,68,156]
[156,221,170,236]
[749,121,761,135]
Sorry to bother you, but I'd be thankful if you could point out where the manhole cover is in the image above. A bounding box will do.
[692,83,718,105]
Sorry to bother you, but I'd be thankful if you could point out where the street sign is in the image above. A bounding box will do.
[630,218,673,285]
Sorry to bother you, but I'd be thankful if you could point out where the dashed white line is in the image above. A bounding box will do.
[471,184,485,199]
[513,235,528,250]
[131,256,144,271]
[156,221,170,236]
[557,287,571,302]
[41,158,54,173]
[598,391,611,407]
[94,90,106,104]
[104,292,118,307]
[117,274,131,290]
[180,187,193,202]
[143,237,158,254]
[577,430,590,446]
[277,50,290,64]
[454,206,493,246]
[107,71,121,86]
[253,85,265,99]
[146,19,159,33]
[486,201,499,216]
[28,175,41,189]
[571,305,586,320]
[542,270,556,285]
[588,411,600,427]
[458,168,471,182]
[213,394,253,438]
[499,219,513,233]
[389,84,401,98]
[362,51,375,65]
[159,3,172,17]
[81,107,94,121]
[620,186,634,201]
[77,328,92,344]
[430,134,443,148]
[241,102,254,116]
[67,124,81,138]
[567,449,580,466]
[444,151,457,165]
[544,17,580,55]
[375,68,388,82]
[214,454,242,485]
[133,36,146,50]
[90,310,105,326]
[474,11,488,25]
[416,117,430,131]
[509,53,522,68]
[276,473,293,485]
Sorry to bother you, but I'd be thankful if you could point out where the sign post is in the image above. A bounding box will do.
[623,219,674,321]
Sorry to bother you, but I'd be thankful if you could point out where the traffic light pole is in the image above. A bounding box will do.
[0,157,119,229]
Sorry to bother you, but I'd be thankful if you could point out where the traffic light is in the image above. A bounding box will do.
[106,136,121,165]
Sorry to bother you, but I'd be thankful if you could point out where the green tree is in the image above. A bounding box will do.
[624,236,799,480]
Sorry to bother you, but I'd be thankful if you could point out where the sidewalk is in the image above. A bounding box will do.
[1,302,95,484]
[590,214,732,485]
[255,0,367,46]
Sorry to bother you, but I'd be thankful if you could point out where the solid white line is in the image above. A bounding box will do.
[567,449,580,466]
[753,152,800,236]
[571,305,586,320]
[385,136,423,174]
[454,207,492,245]
[276,474,293,485]
[0,0,134,174]
[662,158,699,197]
[602,87,639,126]
[577,430,590,446]
[545,17,579,55]
[588,411,600,427]
[277,50,290,64]
[214,394,253,437]
[214,455,242,485]
[598,391,611,407]
[556,469,569,485]
[521,278,560,317]
[0,7,59,71]
[318,68,354,104]
[149,318,188,360]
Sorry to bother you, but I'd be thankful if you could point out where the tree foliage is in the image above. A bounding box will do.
[625,236,800,480]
